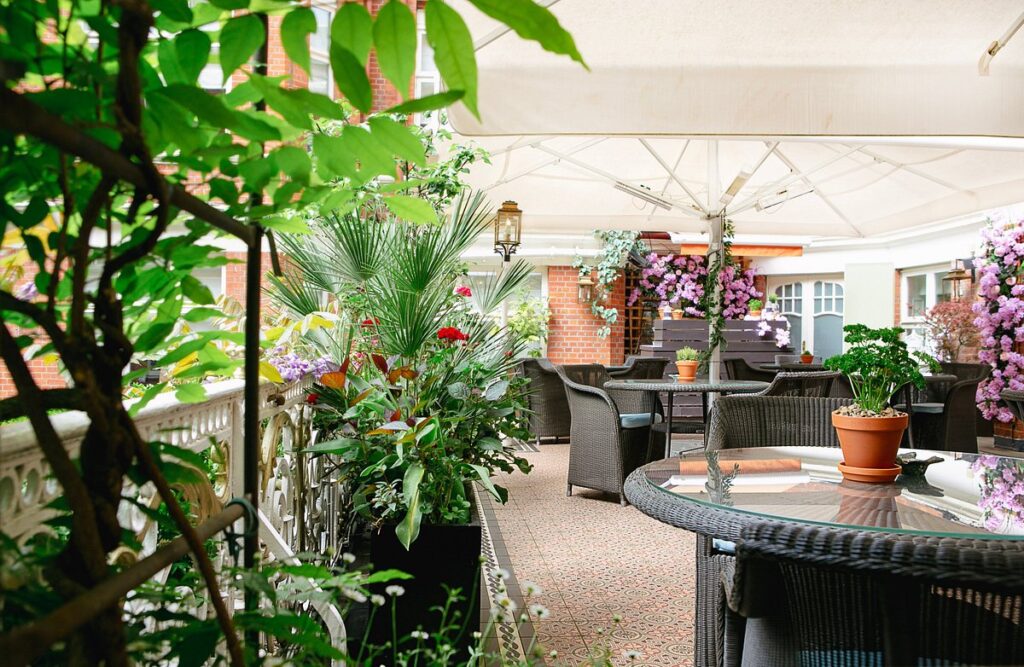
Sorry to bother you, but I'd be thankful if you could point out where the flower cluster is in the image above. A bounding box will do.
[628,253,760,318]
[437,326,468,342]
[972,220,1024,421]
[757,319,792,348]
[971,455,1024,532]
[454,285,472,298]
[267,349,335,383]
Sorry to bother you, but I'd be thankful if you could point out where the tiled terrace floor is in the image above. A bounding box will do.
[492,444,697,666]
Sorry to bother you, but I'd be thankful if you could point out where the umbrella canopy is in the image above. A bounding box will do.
[450,0,1024,139]
[444,1,1024,240]
[447,135,1024,240]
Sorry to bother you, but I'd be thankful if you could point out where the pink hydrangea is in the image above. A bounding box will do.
[973,220,1024,421]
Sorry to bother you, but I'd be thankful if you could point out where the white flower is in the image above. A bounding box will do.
[494,592,517,611]
[548,650,558,658]
[342,552,356,564]
[370,594,385,607]
[385,585,405,597]
[342,587,367,603]
[472,631,482,640]
[612,613,622,624]
[528,603,550,619]
[493,568,510,581]
[410,630,429,640]
[624,649,642,661]
[595,627,605,636]
[521,580,542,596]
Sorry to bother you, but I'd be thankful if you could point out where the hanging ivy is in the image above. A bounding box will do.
[699,219,737,369]
[572,230,646,338]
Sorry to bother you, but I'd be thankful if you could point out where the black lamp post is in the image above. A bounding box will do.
[493,200,522,262]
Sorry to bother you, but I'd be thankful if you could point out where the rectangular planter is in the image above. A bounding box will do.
[367,500,482,660]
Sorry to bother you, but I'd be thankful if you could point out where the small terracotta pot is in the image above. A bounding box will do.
[831,411,908,473]
[675,360,698,382]
[749,309,762,318]
[671,310,684,320]
[800,353,814,364]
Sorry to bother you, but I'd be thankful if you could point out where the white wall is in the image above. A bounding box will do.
[844,263,896,330]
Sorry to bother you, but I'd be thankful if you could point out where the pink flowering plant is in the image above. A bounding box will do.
[970,455,1024,532]
[972,220,1024,422]
[628,253,760,319]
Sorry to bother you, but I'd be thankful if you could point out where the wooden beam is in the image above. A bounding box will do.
[678,243,804,257]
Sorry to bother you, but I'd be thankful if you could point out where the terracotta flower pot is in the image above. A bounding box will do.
[675,360,698,382]
[800,353,814,364]
[831,411,908,483]
[749,309,762,318]
[671,310,684,320]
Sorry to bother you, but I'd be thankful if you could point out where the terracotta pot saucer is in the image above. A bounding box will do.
[838,461,901,484]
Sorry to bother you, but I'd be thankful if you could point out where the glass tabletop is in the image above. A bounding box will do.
[640,447,1024,539]
[603,379,769,393]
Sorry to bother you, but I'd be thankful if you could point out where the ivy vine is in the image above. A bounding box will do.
[698,218,737,369]
[572,230,646,338]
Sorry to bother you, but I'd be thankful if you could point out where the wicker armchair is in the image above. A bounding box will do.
[943,362,994,438]
[722,358,776,383]
[515,358,571,445]
[910,373,985,452]
[556,364,656,505]
[608,356,669,381]
[725,522,1024,666]
[707,395,852,452]
[756,371,840,398]
[1002,389,1024,423]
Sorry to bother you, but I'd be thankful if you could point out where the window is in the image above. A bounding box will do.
[774,283,803,353]
[813,281,844,315]
[309,6,333,99]
[905,274,927,319]
[812,281,844,359]
[414,10,441,128]
[934,270,953,304]
[902,266,955,322]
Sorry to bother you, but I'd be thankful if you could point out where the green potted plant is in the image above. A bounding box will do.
[824,325,939,482]
[748,298,763,318]
[800,341,814,364]
[675,347,700,382]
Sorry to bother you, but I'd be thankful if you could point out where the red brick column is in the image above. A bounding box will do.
[546,266,626,365]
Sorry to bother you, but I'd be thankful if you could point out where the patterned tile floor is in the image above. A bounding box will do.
[491,444,697,667]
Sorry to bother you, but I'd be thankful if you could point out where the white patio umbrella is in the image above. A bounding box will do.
[442,0,1024,377]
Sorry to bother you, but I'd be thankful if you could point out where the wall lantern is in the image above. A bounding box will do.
[577,275,595,303]
[493,200,522,262]
[942,258,974,300]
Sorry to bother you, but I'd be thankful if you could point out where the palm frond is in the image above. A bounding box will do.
[468,259,534,316]
[277,232,339,294]
[266,272,323,317]
[321,211,392,285]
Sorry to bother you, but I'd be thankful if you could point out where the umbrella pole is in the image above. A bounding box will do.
[708,214,724,384]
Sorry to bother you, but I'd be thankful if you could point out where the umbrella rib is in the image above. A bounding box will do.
[773,147,865,238]
[473,0,563,51]
[848,146,963,192]
[648,141,691,223]
[730,144,863,215]
[483,137,606,191]
[638,138,709,215]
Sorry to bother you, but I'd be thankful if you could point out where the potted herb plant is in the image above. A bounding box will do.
[824,325,939,482]
[675,347,699,382]
[748,298,763,318]
[800,342,814,364]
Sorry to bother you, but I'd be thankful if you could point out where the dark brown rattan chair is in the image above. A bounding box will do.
[756,371,841,398]
[910,372,987,453]
[944,362,994,438]
[515,358,571,446]
[725,522,1024,666]
[1003,389,1024,423]
[608,355,669,381]
[723,358,776,383]
[556,364,657,505]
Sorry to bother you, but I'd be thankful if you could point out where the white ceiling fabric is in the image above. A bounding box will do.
[449,0,1024,138]
[444,1,1024,241]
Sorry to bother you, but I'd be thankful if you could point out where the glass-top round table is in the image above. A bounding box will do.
[627,446,1024,540]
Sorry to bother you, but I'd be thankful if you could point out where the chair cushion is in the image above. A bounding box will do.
[619,412,663,429]
[912,402,944,414]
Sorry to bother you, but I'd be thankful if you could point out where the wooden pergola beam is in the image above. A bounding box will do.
[678,243,804,257]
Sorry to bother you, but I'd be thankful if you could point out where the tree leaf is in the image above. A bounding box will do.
[280,7,315,74]
[373,0,416,97]
[151,0,192,23]
[274,145,312,183]
[135,322,175,353]
[470,463,502,502]
[466,0,586,68]
[181,274,215,304]
[262,216,311,234]
[343,125,395,178]
[220,14,265,82]
[128,382,168,417]
[383,195,438,224]
[329,43,372,113]
[331,2,373,66]
[395,463,424,550]
[425,0,478,118]
[368,116,425,166]
[312,134,359,181]
[174,29,212,83]
[259,360,284,383]
[174,383,208,404]
[386,90,464,114]
[484,379,509,401]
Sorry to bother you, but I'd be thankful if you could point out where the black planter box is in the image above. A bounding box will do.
[367,502,482,661]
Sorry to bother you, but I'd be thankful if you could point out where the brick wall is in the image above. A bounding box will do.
[0,265,68,397]
[546,266,626,365]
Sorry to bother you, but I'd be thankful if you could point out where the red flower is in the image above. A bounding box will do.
[306,393,319,404]
[455,285,472,298]
[437,326,469,342]
[361,317,380,327]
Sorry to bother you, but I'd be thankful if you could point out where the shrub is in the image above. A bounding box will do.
[924,300,978,362]
[676,347,699,362]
